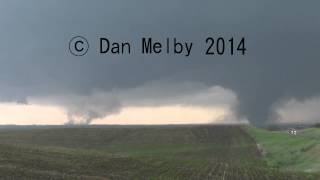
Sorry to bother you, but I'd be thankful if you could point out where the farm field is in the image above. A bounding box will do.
[247,126,320,173]
[0,125,318,179]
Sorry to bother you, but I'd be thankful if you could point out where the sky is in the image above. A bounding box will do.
[0,1,319,125]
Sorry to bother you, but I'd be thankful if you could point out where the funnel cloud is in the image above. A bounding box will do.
[0,1,319,125]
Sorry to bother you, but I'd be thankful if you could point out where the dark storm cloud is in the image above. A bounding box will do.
[0,0,319,124]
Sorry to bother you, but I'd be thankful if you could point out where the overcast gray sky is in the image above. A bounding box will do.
[0,0,319,125]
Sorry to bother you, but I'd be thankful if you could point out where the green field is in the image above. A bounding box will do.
[0,125,318,179]
[247,126,320,173]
